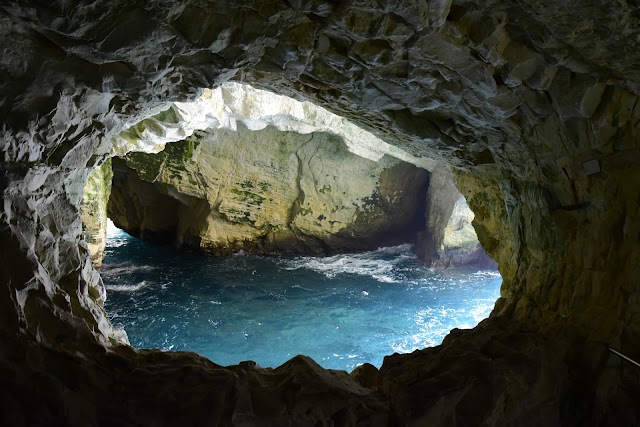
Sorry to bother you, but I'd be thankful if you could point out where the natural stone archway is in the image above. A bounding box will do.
[83,81,478,264]
[438,195,496,268]
[1,1,639,425]
[418,184,497,269]
[89,82,441,260]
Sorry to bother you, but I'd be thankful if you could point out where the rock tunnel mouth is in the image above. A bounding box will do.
[81,83,502,371]
[3,2,639,423]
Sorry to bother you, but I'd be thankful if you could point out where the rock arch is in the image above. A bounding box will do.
[1,1,638,424]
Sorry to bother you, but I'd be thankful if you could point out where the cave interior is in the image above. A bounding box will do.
[1,1,640,426]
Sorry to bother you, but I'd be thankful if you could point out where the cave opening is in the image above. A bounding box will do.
[81,83,501,371]
[3,2,639,423]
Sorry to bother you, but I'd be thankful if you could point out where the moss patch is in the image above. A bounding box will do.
[229,188,265,205]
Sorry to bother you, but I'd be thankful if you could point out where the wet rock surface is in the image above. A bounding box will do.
[0,0,639,425]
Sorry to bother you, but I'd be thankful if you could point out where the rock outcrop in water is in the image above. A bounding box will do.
[108,124,429,255]
[1,1,640,425]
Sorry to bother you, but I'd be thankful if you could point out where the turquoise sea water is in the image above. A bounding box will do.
[102,222,501,371]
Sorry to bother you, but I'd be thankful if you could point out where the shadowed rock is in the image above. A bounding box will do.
[0,0,639,425]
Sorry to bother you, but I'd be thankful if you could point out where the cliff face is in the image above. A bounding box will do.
[1,0,639,425]
[79,159,113,267]
[430,192,497,268]
[108,124,429,255]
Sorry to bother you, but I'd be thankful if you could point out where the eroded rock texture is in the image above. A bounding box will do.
[110,82,435,170]
[424,189,497,269]
[439,196,497,268]
[1,0,639,425]
[0,334,390,426]
[108,124,428,256]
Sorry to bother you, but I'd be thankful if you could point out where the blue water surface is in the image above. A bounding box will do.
[102,221,501,371]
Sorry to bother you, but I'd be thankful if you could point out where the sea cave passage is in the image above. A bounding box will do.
[80,83,501,371]
[4,3,640,424]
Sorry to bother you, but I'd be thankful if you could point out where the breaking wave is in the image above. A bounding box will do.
[106,281,150,292]
[282,244,415,283]
[101,229,502,371]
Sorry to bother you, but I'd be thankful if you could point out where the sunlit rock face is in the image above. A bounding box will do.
[80,160,113,267]
[108,124,428,255]
[1,0,640,425]
[112,82,435,170]
[436,195,496,268]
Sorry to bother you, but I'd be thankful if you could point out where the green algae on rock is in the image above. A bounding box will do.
[107,124,429,256]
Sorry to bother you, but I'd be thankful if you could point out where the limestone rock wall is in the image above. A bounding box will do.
[1,0,639,425]
[79,159,113,267]
[415,165,461,265]
[437,196,497,268]
[108,124,429,255]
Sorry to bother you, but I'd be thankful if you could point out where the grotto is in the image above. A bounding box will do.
[1,1,639,426]
[81,81,498,370]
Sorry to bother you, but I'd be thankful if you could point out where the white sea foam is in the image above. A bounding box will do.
[106,281,150,292]
[101,263,158,276]
[283,244,415,283]
[390,304,491,354]
[469,302,495,322]
[471,270,502,278]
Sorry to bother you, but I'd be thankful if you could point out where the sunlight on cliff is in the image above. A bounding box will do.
[111,82,436,170]
[79,82,501,371]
